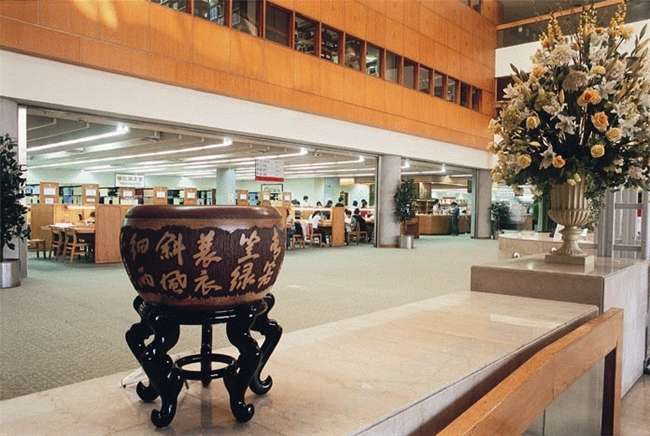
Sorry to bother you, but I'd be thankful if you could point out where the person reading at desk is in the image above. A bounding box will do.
[310,210,325,241]
[353,208,368,233]
[344,209,356,244]
[286,211,296,249]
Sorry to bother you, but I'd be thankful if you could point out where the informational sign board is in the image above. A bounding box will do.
[115,174,145,188]
[255,159,284,182]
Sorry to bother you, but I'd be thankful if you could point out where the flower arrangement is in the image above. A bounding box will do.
[489,2,650,211]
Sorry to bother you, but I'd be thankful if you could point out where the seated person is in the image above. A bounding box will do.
[360,199,372,218]
[310,210,326,242]
[286,211,296,249]
[353,208,367,232]
[335,196,345,207]
[344,209,356,243]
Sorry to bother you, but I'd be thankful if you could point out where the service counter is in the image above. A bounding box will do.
[418,214,470,235]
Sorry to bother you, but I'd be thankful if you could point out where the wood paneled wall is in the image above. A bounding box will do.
[0,0,498,150]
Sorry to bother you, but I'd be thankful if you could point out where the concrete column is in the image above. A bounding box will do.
[472,169,493,239]
[376,155,401,247]
[215,168,236,205]
[0,98,27,277]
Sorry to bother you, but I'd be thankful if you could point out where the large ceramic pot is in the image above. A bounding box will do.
[546,180,592,264]
[120,205,285,309]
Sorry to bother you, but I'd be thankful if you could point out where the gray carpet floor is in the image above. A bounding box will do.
[0,235,499,401]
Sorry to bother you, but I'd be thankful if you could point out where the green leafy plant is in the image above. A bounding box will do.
[490,202,511,232]
[393,178,418,235]
[1,134,29,262]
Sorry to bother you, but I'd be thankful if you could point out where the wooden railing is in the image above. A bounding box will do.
[438,308,623,436]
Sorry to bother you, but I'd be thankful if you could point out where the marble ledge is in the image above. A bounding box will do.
[0,291,598,436]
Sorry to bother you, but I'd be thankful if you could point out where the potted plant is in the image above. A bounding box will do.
[1,134,29,288]
[393,178,418,248]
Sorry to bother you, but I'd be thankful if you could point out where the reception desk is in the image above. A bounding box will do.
[418,214,470,235]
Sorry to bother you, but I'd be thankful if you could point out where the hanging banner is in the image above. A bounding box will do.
[255,159,284,182]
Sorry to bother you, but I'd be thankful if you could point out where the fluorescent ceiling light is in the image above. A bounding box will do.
[29,125,130,152]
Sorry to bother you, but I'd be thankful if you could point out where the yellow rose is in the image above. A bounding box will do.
[517,154,532,168]
[488,119,500,133]
[526,116,540,129]
[591,144,605,158]
[620,25,635,40]
[591,112,609,132]
[531,66,547,78]
[590,65,606,75]
[606,128,622,142]
[577,88,602,107]
[552,155,566,168]
[487,141,495,153]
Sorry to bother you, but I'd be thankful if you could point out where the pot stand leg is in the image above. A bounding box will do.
[249,293,282,395]
[224,302,266,423]
[133,302,183,429]
[125,299,159,403]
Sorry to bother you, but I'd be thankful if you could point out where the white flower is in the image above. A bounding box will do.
[589,45,608,64]
[629,166,645,179]
[599,80,617,97]
[540,146,556,169]
[555,114,577,135]
[607,59,627,80]
[542,100,564,116]
[503,83,520,99]
[549,42,575,65]
[562,70,588,91]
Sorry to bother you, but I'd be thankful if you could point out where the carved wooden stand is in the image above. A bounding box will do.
[125,293,282,428]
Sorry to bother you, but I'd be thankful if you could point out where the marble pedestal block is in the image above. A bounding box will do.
[471,254,648,395]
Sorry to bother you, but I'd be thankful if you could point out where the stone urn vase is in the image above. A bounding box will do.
[546,180,593,265]
[120,205,285,309]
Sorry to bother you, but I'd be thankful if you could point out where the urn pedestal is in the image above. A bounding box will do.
[546,181,594,266]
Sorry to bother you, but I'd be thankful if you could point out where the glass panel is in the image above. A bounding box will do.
[471,88,482,111]
[366,44,381,77]
[153,0,187,12]
[460,82,471,107]
[295,15,316,55]
[386,52,400,83]
[403,59,416,89]
[419,66,431,93]
[321,26,340,64]
[434,72,445,98]
[447,77,457,102]
[194,0,226,24]
[232,0,258,36]
[265,4,290,46]
[345,38,362,70]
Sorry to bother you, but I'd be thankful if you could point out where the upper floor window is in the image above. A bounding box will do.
[265,3,290,46]
[403,59,416,89]
[419,66,431,93]
[447,77,457,103]
[295,15,316,55]
[471,88,482,111]
[345,37,362,71]
[460,82,471,107]
[386,52,400,83]
[366,44,381,77]
[153,0,187,11]
[232,0,259,36]
[434,72,445,98]
[321,26,340,64]
[194,0,226,24]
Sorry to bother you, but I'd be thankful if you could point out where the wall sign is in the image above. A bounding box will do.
[116,174,145,188]
[255,159,284,182]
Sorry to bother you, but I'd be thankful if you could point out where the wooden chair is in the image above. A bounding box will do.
[291,222,305,248]
[347,222,368,245]
[28,239,47,258]
[309,229,325,247]
[63,228,93,264]
[49,227,64,261]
